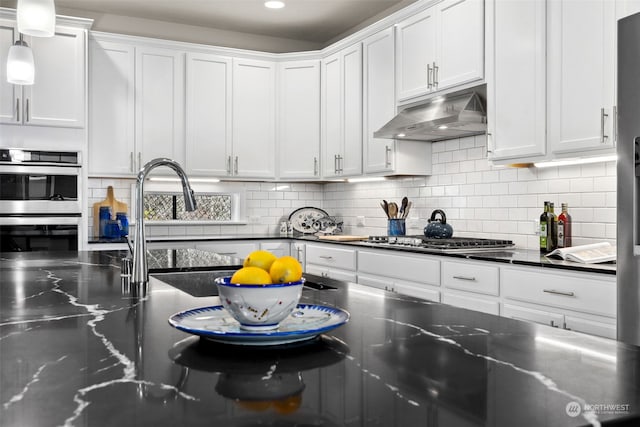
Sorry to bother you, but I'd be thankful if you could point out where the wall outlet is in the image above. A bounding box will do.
[356,216,366,226]
[407,217,421,228]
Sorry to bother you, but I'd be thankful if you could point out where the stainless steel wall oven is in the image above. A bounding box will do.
[0,149,81,252]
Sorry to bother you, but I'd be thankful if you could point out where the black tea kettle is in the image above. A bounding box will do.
[424,209,453,239]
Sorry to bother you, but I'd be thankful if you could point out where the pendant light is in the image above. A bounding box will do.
[17,0,56,37]
[7,34,35,85]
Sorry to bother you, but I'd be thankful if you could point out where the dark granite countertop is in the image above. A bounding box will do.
[0,250,636,426]
[88,234,616,275]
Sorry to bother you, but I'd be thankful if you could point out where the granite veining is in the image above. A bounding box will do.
[0,250,635,427]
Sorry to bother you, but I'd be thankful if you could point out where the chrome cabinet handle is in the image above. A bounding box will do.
[25,98,29,122]
[319,255,333,260]
[313,157,318,176]
[385,146,392,167]
[234,156,239,175]
[601,107,609,143]
[543,289,575,297]
[226,156,231,175]
[433,62,439,88]
[16,98,20,122]
[130,152,134,172]
[427,63,433,89]
[486,132,493,154]
[453,275,477,282]
[334,154,339,174]
[138,152,142,170]
[217,252,237,255]
[338,155,343,173]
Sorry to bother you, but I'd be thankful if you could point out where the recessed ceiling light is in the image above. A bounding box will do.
[264,1,285,9]
[397,133,406,138]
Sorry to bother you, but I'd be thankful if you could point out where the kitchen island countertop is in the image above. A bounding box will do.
[0,250,634,427]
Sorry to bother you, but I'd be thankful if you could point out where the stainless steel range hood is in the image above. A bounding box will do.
[374,89,487,142]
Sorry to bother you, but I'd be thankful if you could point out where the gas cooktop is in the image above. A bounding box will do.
[366,235,515,253]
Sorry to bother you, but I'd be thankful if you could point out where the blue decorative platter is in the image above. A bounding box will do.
[168,304,350,346]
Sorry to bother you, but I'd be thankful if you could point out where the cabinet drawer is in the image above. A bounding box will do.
[442,261,499,296]
[306,244,356,271]
[502,303,564,329]
[442,292,500,315]
[306,264,356,282]
[502,268,616,317]
[358,273,440,302]
[358,250,440,286]
[564,315,616,340]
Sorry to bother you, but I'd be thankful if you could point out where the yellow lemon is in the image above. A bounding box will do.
[269,256,303,283]
[243,250,277,272]
[273,394,302,414]
[230,267,273,285]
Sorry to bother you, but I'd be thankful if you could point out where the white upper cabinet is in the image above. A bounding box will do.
[232,58,276,178]
[396,0,484,103]
[547,0,616,155]
[0,19,86,128]
[486,0,547,161]
[363,27,396,173]
[89,39,135,176]
[362,27,432,175]
[136,46,185,167]
[185,52,232,176]
[277,59,321,179]
[322,43,363,178]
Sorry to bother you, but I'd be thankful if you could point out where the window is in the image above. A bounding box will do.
[144,193,232,221]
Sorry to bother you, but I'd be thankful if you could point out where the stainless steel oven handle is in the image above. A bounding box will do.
[0,165,80,175]
[0,216,81,226]
[16,98,20,122]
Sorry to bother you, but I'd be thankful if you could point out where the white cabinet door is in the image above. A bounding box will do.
[342,43,363,177]
[502,303,564,329]
[194,241,258,259]
[26,25,86,128]
[396,0,483,102]
[89,40,136,176]
[363,27,396,174]
[436,0,484,90]
[135,46,185,167]
[442,292,500,315]
[547,0,616,154]
[185,52,232,176]
[486,0,546,161]
[321,44,362,178]
[277,60,321,179]
[322,52,342,177]
[563,315,616,340]
[1,20,86,128]
[259,241,290,257]
[232,58,276,178]
[0,20,19,124]
[396,7,437,101]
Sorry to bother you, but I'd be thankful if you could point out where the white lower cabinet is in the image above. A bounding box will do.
[442,292,500,316]
[194,241,258,259]
[305,243,356,281]
[358,273,440,302]
[259,240,290,257]
[501,266,616,339]
[357,248,441,300]
[442,260,499,296]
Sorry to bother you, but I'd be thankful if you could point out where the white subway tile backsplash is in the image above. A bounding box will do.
[87,134,616,249]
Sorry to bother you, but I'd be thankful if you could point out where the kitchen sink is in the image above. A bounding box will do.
[151,270,337,297]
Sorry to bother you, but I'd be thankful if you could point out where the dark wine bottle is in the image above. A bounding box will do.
[548,202,557,251]
[540,201,549,253]
[557,203,572,248]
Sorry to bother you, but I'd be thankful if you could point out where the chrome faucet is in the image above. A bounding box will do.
[131,158,197,288]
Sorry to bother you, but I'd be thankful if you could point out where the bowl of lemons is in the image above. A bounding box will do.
[215,250,305,331]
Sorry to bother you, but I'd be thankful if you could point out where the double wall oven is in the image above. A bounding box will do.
[0,149,81,252]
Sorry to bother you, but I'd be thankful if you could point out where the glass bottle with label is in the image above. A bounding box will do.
[548,202,558,251]
[557,203,572,248]
[540,201,550,253]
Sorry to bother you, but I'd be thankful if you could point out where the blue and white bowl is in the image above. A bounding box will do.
[215,276,305,331]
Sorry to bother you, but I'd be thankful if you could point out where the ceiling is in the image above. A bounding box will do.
[1,0,418,48]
